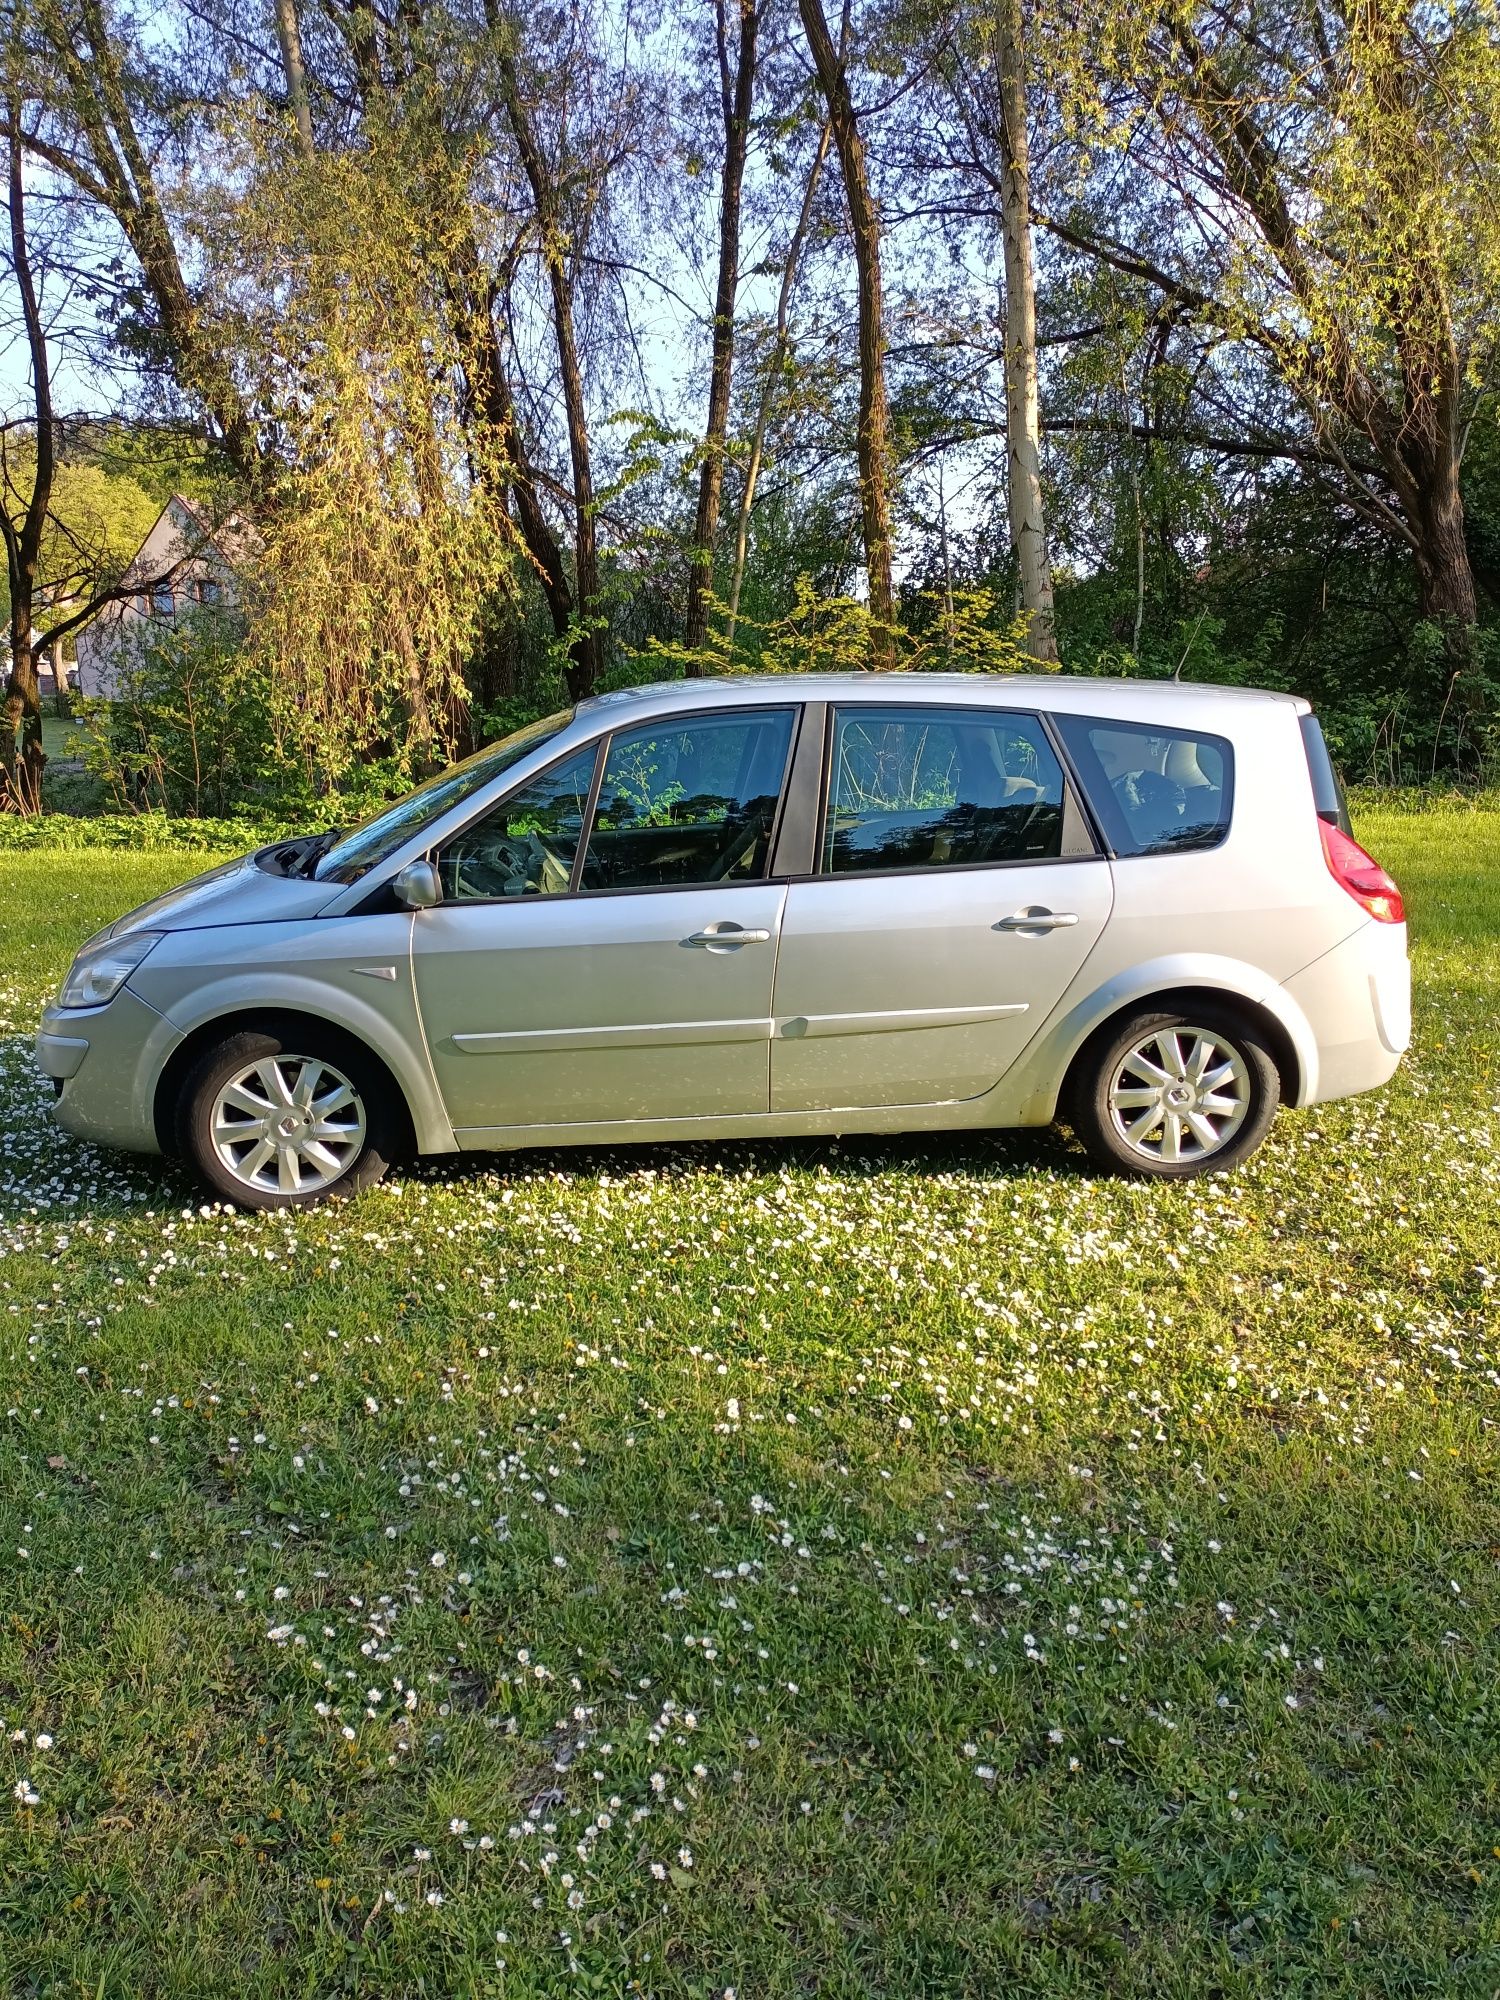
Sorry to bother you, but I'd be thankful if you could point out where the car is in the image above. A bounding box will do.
[36,673,1410,1209]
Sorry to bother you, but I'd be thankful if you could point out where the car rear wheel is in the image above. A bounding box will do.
[1068,1006,1280,1179]
[176,1028,398,1210]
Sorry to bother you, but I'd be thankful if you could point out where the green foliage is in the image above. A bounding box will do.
[629,580,1032,681]
[85,423,230,511]
[0,811,291,851]
[68,612,293,820]
[197,109,523,786]
[0,451,159,633]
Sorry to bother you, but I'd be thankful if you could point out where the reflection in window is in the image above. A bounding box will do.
[438,744,598,899]
[822,707,1066,874]
[579,709,794,890]
[316,709,573,884]
[1053,715,1233,856]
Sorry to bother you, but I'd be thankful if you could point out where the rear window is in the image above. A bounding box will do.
[1299,715,1353,835]
[1055,714,1233,856]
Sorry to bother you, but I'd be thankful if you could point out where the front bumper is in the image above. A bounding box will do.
[37,986,182,1154]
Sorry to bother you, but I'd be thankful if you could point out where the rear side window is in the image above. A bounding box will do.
[1055,715,1233,856]
[822,706,1068,874]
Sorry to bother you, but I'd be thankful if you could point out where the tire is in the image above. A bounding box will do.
[1066,1004,1281,1180]
[175,1026,398,1211]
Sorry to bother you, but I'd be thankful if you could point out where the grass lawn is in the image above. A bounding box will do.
[1,809,1498,1998]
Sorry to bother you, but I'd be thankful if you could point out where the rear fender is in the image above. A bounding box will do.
[1005,953,1319,1123]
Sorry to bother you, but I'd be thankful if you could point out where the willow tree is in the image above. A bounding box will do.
[200,119,520,781]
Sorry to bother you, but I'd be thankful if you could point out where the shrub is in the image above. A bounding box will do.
[71,610,300,819]
[0,811,295,853]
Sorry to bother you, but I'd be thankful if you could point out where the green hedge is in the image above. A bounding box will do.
[0,812,297,854]
[1347,784,1500,817]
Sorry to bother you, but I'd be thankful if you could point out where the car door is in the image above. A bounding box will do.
[770,702,1114,1112]
[411,705,799,1135]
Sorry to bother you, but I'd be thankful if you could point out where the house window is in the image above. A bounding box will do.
[151,583,175,617]
[196,578,222,607]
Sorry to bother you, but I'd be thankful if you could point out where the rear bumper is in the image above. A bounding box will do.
[1281,919,1409,1107]
[37,987,181,1154]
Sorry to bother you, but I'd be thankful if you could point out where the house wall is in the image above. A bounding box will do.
[75,499,239,700]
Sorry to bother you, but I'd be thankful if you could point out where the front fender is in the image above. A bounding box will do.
[1004,951,1320,1124]
[154,971,457,1154]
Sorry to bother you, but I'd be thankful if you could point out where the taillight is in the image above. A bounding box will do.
[1319,819,1404,924]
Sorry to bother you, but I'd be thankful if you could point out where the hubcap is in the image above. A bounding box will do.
[210,1054,366,1196]
[1106,1025,1251,1165]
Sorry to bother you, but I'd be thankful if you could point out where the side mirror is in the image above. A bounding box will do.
[393,859,442,910]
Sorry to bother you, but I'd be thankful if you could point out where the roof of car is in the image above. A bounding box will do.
[578,672,1310,721]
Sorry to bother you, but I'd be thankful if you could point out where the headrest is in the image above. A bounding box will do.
[1164,739,1213,787]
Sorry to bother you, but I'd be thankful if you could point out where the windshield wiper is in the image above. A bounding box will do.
[292,827,343,879]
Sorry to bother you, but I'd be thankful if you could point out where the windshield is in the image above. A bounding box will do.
[315,710,574,885]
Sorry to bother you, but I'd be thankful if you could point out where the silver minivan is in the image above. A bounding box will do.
[37,674,1411,1209]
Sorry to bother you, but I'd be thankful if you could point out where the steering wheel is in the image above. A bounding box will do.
[451,831,558,899]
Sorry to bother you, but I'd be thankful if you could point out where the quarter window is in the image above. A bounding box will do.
[821,706,1068,875]
[1054,715,1233,855]
[438,744,598,900]
[578,708,795,891]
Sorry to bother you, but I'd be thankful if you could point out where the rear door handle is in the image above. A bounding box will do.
[995,907,1079,933]
[685,925,772,948]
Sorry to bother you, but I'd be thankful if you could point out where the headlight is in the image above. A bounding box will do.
[57,930,163,1009]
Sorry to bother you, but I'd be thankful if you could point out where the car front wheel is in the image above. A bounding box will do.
[176,1028,397,1210]
[1067,1006,1281,1178]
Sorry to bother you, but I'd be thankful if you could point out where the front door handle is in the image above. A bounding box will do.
[685,925,772,949]
[995,907,1079,933]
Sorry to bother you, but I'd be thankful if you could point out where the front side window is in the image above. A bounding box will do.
[317,709,574,884]
[1054,714,1233,856]
[579,708,795,890]
[822,706,1067,875]
[438,744,598,900]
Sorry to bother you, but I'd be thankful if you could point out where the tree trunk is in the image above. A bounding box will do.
[272,0,315,156]
[995,0,1057,665]
[726,118,831,655]
[1,110,52,814]
[684,0,759,662]
[1413,481,1477,627]
[437,193,582,686]
[797,0,896,663]
[498,40,603,699]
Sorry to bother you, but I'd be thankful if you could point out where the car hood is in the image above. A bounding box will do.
[99,851,346,938]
